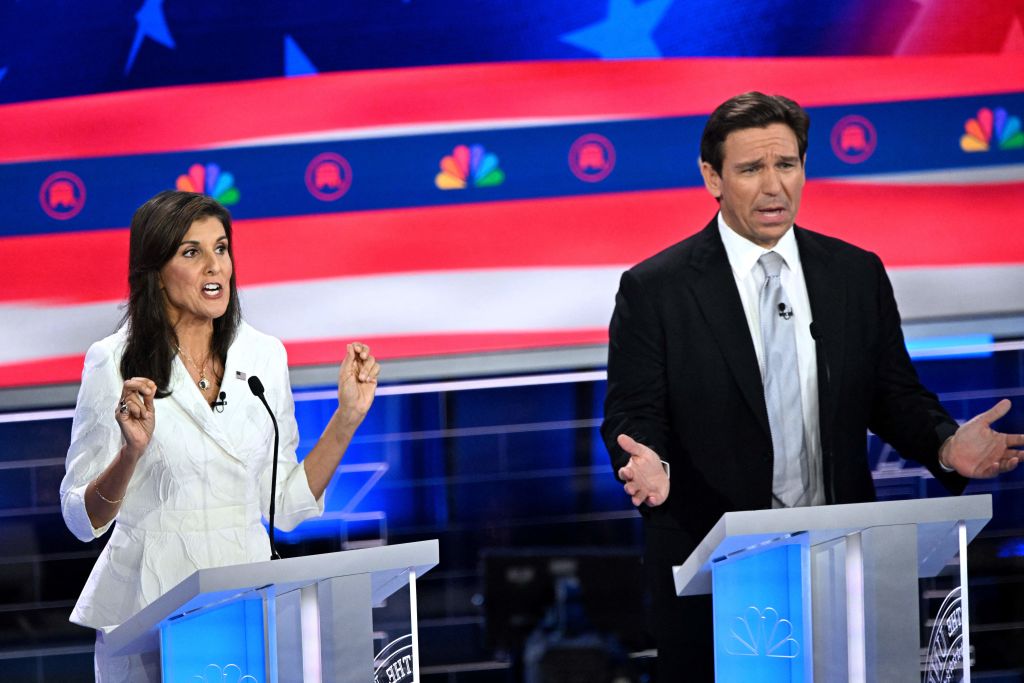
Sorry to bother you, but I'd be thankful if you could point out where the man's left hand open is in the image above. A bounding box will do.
[940,399,1024,478]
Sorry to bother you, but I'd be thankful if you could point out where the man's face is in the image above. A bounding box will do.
[700,123,806,249]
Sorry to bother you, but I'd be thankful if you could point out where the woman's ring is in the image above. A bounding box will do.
[119,400,129,415]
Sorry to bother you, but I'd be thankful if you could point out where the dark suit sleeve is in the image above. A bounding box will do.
[866,255,967,493]
[601,269,673,478]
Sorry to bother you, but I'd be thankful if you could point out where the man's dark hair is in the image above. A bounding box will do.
[119,190,241,396]
[700,92,810,174]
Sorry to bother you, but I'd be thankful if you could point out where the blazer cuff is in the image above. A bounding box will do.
[272,461,326,532]
[62,484,114,542]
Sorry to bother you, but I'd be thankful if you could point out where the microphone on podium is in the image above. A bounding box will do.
[248,375,282,560]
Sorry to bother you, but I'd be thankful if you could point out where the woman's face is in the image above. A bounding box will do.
[159,216,233,327]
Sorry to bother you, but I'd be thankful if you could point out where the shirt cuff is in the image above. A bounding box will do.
[937,436,956,473]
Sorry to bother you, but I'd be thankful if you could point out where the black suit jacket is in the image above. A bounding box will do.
[602,217,967,560]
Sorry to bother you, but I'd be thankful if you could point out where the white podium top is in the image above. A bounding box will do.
[104,539,439,656]
[673,495,991,597]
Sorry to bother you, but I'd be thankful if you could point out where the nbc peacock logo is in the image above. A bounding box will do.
[175,163,240,205]
[960,107,1024,152]
[434,144,504,190]
[725,606,800,659]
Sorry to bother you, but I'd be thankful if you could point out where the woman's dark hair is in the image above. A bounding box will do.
[119,190,241,396]
[700,92,810,175]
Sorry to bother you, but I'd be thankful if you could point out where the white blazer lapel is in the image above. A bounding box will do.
[167,355,242,463]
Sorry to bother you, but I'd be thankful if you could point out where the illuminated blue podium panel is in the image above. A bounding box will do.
[101,541,438,683]
[674,496,991,682]
[712,540,811,681]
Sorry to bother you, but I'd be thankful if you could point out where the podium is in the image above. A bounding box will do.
[102,540,439,683]
[673,495,991,682]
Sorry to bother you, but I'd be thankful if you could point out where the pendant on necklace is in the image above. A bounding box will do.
[198,376,210,391]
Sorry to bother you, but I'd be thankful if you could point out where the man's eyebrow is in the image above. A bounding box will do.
[731,154,800,168]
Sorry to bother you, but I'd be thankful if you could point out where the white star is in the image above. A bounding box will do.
[125,0,176,75]
[561,0,675,59]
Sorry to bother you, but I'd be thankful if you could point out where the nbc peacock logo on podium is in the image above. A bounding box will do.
[725,606,800,659]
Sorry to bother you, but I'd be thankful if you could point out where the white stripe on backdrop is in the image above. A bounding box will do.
[2,263,1023,367]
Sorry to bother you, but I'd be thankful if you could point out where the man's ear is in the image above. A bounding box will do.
[699,160,721,199]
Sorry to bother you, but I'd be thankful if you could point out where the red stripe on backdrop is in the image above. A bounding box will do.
[0,330,610,389]
[799,181,1024,266]
[0,226,130,304]
[1,56,1022,162]
[283,329,609,368]
[1,183,1022,304]
[0,354,88,389]
[0,190,698,304]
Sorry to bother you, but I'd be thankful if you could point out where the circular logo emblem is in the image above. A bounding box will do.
[925,587,965,682]
[305,152,353,201]
[374,635,414,683]
[569,133,616,182]
[39,171,86,220]
[830,115,877,164]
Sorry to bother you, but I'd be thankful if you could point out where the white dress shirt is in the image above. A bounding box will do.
[717,214,825,507]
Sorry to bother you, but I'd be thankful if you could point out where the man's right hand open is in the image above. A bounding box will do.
[617,433,670,507]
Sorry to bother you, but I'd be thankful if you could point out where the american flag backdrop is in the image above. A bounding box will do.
[1,1,1022,389]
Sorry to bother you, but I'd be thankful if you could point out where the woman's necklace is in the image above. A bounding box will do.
[177,345,213,392]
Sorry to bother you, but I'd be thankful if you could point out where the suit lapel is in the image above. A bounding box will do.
[167,354,242,463]
[686,221,772,439]
[795,227,845,443]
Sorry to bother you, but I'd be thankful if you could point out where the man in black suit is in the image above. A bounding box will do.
[601,92,1023,681]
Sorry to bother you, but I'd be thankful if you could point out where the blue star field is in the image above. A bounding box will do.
[0,0,923,104]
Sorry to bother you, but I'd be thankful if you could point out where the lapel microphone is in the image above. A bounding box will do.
[247,375,282,560]
[778,302,794,320]
[212,391,227,413]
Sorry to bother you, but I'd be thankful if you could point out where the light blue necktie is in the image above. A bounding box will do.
[758,251,808,507]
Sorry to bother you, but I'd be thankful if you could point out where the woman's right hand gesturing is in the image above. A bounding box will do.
[115,378,157,459]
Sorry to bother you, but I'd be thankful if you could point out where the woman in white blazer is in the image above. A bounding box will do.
[60,190,380,681]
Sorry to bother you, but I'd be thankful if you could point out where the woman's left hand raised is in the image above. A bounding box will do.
[337,342,380,427]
